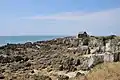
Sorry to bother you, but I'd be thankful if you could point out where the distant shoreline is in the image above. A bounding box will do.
[0,35,66,47]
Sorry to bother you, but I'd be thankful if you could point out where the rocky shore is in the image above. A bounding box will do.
[0,32,120,80]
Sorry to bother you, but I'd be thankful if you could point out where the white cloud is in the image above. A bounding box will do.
[11,7,120,36]
[21,8,120,21]
[21,11,90,20]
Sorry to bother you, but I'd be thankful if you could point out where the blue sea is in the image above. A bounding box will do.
[0,36,63,46]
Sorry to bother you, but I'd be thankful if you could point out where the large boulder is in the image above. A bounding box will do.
[80,55,104,70]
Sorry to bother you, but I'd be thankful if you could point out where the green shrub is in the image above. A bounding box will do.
[83,38,90,45]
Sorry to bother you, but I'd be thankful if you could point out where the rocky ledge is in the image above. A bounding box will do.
[0,32,120,80]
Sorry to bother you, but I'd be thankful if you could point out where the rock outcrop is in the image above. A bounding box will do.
[0,33,120,80]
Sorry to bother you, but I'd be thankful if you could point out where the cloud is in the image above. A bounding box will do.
[21,8,120,20]
[21,11,90,20]
[6,7,120,36]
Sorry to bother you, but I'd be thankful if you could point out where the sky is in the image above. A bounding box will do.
[0,0,120,36]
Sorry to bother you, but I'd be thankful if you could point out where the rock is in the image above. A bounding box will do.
[0,68,5,73]
[80,55,104,70]
[24,62,31,67]
[0,33,120,79]
[14,56,24,62]
[104,52,119,62]
[47,67,52,72]
[88,55,104,68]
[33,74,52,80]
[71,38,79,47]
[9,62,24,71]
[75,72,84,77]
[59,65,63,71]
[0,73,5,79]
[0,56,12,63]
[106,41,111,52]
[57,75,69,80]
[79,46,88,51]
[0,54,7,57]
[24,42,33,48]
[90,47,101,54]
[80,60,90,71]
[113,52,120,62]
[74,59,81,66]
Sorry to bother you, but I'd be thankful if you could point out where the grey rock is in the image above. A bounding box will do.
[57,75,69,80]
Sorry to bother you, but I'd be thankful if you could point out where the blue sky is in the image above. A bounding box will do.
[0,0,120,36]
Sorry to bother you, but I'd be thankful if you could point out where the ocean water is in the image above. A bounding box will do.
[0,36,63,46]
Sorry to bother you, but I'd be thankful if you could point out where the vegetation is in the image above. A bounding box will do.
[95,35,116,40]
[71,62,120,80]
[83,38,90,45]
[86,62,120,80]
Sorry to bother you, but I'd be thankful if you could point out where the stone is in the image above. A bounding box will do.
[47,67,52,72]
[104,52,114,62]
[24,62,31,67]
[90,55,104,67]
[75,59,81,66]
[24,42,33,48]
[75,72,84,77]
[80,55,104,70]
[80,46,89,51]
[0,56,12,63]
[0,73,5,79]
[33,74,52,80]
[14,56,24,62]
[57,75,69,80]
[59,65,63,71]
[71,39,79,47]
[105,41,111,52]
[0,68,5,73]
[118,52,120,61]
[0,33,120,79]
[31,70,35,73]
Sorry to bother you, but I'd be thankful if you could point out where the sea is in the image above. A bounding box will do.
[0,36,64,46]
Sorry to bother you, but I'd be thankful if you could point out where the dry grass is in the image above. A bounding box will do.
[71,62,120,80]
[86,62,120,80]
[4,62,120,80]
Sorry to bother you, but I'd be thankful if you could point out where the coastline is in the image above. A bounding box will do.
[0,34,120,80]
[0,35,66,47]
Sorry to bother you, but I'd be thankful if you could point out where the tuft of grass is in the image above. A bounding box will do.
[86,62,120,80]
[71,62,120,80]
